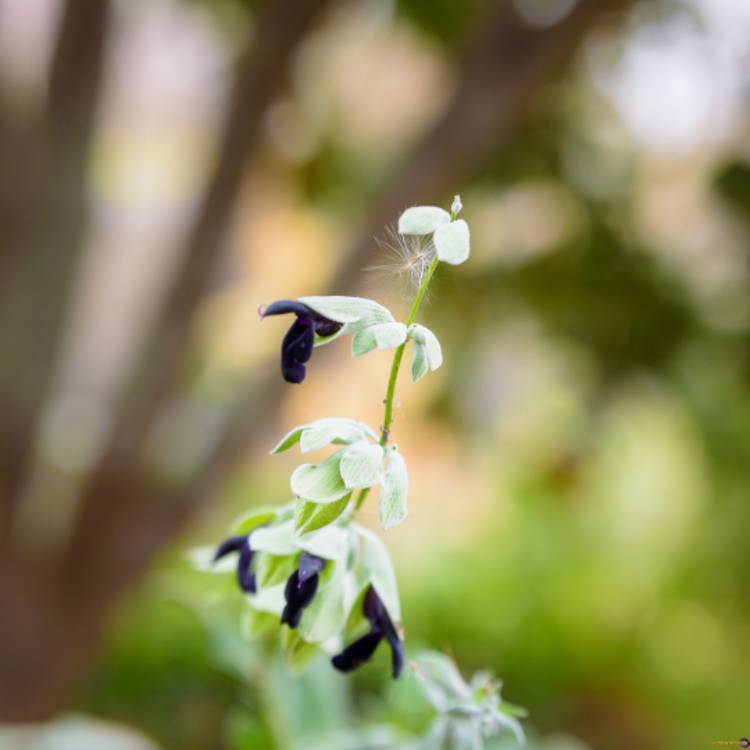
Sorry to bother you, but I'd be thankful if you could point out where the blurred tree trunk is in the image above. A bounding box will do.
[0,0,635,723]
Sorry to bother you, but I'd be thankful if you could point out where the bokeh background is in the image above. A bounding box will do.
[1,0,750,748]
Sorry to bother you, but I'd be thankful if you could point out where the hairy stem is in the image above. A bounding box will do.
[352,252,441,514]
[380,254,440,447]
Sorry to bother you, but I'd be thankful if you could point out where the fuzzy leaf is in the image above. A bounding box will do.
[270,425,305,454]
[242,609,278,638]
[379,449,408,529]
[254,552,296,589]
[299,295,393,325]
[297,524,351,562]
[281,627,320,673]
[294,493,351,535]
[408,323,443,382]
[248,582,286,615]
[409,324,443,367]
[398,206,451,235]
[352,322,407,357]
[413,651,471,712]
[355,525,401,623]
[298,562,349,643]
[250,521,297,556]
[300,419,374,452]
[340,441,384,489]
[433,219,470,265]
[290,451,349,503]
[187,546,236,573]
[230,506,279,534]
[410,345,429,382]
[272,418,377,454]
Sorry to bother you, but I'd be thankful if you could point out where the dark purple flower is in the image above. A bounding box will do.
[332,586,404,679]
[261,300,343,384]
[214,535,256,594]
[281,552,326,628]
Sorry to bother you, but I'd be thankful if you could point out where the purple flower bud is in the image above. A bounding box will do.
[261,299,343,383]
[332,586,404,679]
[281,553,326,629]
[214,535,256,594]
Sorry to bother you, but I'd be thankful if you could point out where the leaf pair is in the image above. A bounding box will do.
[407,323,443,383]
[273,418,409,532]
[398,203,470,266]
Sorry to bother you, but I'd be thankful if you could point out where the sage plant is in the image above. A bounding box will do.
[197,198,525,747]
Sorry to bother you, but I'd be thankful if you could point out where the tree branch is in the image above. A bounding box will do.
[62,0,333,599]
[0,0,111,538]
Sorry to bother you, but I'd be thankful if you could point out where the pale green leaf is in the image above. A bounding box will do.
[354,525,401,622]
[281,627,320,673]
[351,322,407,357]
[254,551,296,588]
[300,418,373,452]
[297,524,351,562]
[409,324,443,368]
[272,418,377,454]
[250,521,297,555]
[343,582,371,639]
[290,451,349,503]
[241,608,278,638]
[408,323,443,382]
[299,295,393,325]
[298,562,350,643]
[372,321,407,348]
[340,441,384,489]
[294,493,351,534]
[351,328,377,357]
[187,545,236,573]
[433,219,470,265]
[398,205,451,235]
[379,449,408,529]
[248,582,286,615]
[410,344,429,382]
[269,425,305,454]
[412,651,471,712]
[230,505,279,533]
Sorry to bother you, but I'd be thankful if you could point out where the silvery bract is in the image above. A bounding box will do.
[271,417,378,455]
[300,295,394,327]
[352,322,408,357]
[379,448,408,529]
[433,219,470,265]
[340,441,385,489]
[291,451,350,504]
[397,197,470,266]
[407,324,443,383]
[398,206,451,235]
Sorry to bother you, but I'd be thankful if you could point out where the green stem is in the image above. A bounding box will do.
[352,254,440,514]
[380,254,440,447]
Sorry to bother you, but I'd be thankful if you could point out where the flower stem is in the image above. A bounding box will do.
[380,254,440,447]
[352,254,440,514]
